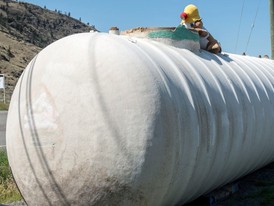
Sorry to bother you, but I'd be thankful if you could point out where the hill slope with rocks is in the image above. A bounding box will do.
[0,0,97,102]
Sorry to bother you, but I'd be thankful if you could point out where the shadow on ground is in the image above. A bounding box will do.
[186,161,274,206]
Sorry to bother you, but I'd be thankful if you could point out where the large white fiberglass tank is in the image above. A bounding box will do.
[6,26,274,206]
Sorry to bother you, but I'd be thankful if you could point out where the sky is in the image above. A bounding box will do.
[22,0,271,57]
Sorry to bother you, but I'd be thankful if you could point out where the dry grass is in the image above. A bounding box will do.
[0,177,22,204]
[0,149,22,204]
[0,102,9,110]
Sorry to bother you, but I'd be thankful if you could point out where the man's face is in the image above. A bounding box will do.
[192,19,203,28]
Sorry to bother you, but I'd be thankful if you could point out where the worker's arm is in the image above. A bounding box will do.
[185,27,208,37]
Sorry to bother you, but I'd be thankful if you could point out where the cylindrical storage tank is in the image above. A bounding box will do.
[6,31,274,206]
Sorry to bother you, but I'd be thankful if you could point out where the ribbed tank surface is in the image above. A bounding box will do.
[6,32,274,206]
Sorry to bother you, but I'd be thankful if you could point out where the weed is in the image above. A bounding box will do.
[0,102,9,110]
[259,186,274,206]
[0,149,22,204]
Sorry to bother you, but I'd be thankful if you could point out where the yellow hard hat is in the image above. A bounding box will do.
[180,4,201,23]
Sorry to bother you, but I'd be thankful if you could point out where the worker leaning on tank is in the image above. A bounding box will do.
[180,4,222,54]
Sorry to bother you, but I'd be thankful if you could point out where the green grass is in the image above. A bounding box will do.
[258,186,274,206]
[0,149,22,204]
[221,183,274,205]
[0,102,9,111]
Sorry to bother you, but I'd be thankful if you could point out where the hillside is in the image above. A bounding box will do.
[0,0,97,103]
